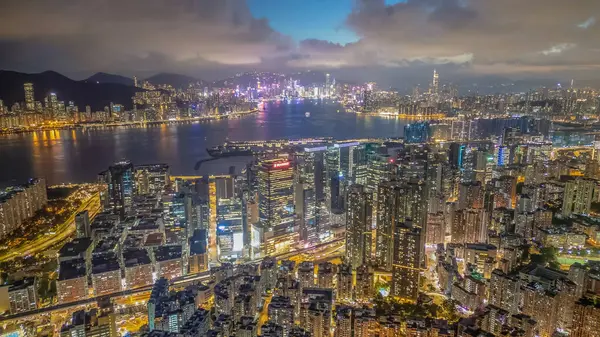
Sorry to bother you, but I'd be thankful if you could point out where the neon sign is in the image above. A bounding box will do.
[273,162,290,169]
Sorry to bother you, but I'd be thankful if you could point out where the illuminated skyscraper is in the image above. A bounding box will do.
[257,158,295,255]
[23,83,34,111]
[391,223,421,302]
[562,178,597,216]
[373,180,427,265]
[98,161,135,217]
[432,69,439,95]
[345,185,373,268]
[375,181,406,270]
[572,297,600,337]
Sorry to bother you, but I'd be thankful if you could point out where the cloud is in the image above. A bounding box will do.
[0,0,291,78]
[0,0,599,83]
[301,0,600,77]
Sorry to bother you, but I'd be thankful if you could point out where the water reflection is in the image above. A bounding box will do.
[0,102,407,186]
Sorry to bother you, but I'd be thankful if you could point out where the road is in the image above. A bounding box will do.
[0,191,101,263]
[0,239,344,324]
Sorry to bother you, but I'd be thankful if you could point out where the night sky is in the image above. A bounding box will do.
[0,0,599,85]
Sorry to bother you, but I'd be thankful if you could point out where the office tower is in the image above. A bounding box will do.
[317,262,335,289]
[563,178,598,216]
[75,210,91,238]
[188,229,208,273]
[48,92,59,118]
[572,297,600,337]
[325,73,331,97]
[257,158,295,255]
[404,122,431,143]
[294,181,316,242]
[355,264,374,302]
[391,223,421,302]
[99,161,135,217]
[345,185,373,268]
[6,277,37,314]
[134,164,170,196]
[432,69,439,95]
[362,84,376,112]
[23,83,34,111]
[337,263,353,302]
[215,176,235,200]
[349,144,368,184]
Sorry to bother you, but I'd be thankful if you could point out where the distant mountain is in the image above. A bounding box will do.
[84,72,134,86]
[0,70,142,110]
[145,73,203,88]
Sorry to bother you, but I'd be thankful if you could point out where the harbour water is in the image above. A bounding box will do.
[0,100,409,186]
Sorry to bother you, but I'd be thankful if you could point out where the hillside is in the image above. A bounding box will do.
[145,73,203,88]
[84,72,135,86]
[0,70,142,110]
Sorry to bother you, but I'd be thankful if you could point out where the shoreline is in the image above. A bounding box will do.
[0,109,259,135]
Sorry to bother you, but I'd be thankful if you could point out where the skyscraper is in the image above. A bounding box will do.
[23,83,34,111]
[99,161,135,217]
[572,297,600,337]
[257,158,296,255]
[391,223,421,302]
[345,185,373,268]
[375,181,406,270]
[75,210,91,238]
[562,178,598,216]
[432,69,439,95]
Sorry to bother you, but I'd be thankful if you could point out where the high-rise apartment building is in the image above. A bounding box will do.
[24,83,35,111]
[563,178,598,216]
[76,210,91,238]
[345,185,373,268]
[337,264,353,302]
[0,178,47,240]
[391,223,421,302]
[572,297,600,337]
[134,164,170,196]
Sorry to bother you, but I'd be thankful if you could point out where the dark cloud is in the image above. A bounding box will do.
[342,0,600,77]
[0,0,291,79]
[0,0,599,83]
